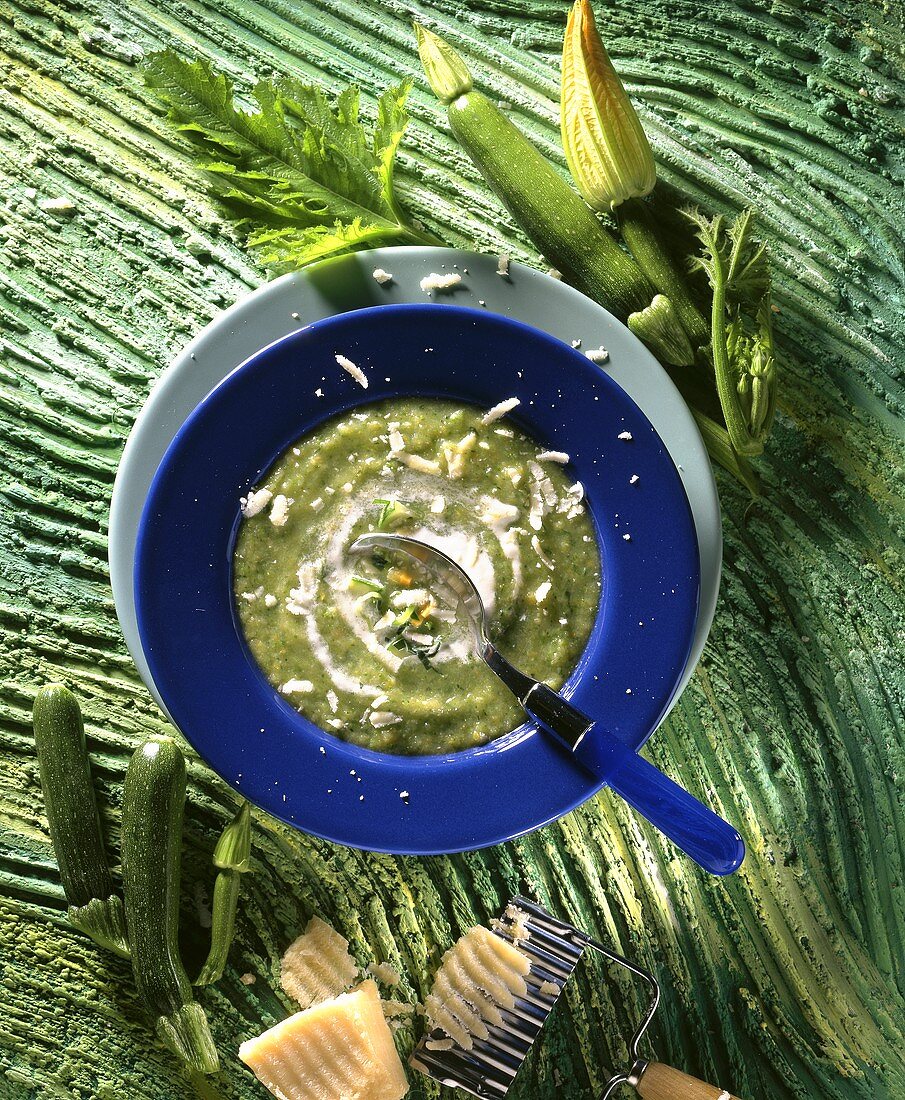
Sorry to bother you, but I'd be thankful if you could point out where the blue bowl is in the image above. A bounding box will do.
[134,304,699,854]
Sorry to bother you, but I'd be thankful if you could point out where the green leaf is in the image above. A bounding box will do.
[143,51,437,268]
[686,207,777,456]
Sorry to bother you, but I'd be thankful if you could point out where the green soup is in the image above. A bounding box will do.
[233,398,600,755]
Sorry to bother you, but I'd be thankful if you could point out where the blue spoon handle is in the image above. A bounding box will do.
[574,731,745,876]
[523,683,744,876]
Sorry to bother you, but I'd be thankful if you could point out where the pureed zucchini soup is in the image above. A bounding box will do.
[233,397,600,755]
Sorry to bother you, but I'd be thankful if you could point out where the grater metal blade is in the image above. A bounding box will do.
[410,896,745,1100]
[409,896,594,1099]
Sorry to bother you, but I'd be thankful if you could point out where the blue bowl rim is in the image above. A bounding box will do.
[134,303,700,854]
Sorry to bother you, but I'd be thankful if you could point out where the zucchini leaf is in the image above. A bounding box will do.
[144,52,437,268]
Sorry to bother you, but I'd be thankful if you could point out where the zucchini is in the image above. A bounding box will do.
[195,801,253,986]
[32,684,129,958]
[122,736,219,1074]
[415,24,653,319]
[618,197,710,346]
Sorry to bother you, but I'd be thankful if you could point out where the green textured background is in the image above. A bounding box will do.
[1,0,903,1098]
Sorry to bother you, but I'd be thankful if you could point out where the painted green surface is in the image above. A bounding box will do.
[0,1,902,1098]
[233,397,600,755]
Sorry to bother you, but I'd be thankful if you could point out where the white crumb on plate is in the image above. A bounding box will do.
[419,272,462,293]
[630,474,639,484]
[240,487,272,518]
[496,254,510,277]
[536,450,569,464]
[372,267,393,285]
[571,339,582,348]
[481,397,520,425]
[585,346,609,363]
[623,533,632,541]
[335,353,368,388]
[617,431,633,441]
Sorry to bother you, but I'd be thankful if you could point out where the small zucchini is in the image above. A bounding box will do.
[122,736,219,1074]
[415,24,653,319]
[32,684,129,958]
[195,801,253,987]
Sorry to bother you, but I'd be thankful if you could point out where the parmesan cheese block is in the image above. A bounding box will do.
[423,925,531,1051]
[239,980,409,1100]
[280,916,359,1010]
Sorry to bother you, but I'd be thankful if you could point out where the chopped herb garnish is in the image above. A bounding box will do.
[373,497,411,530]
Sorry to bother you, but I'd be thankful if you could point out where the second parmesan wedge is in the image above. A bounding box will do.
[280,916,359,1010]
[239,980,409,1100]
[423,925,531,1051]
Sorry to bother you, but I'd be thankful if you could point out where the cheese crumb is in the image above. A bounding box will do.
[585,346,609,364]
[264,593,278,607]
[372,267,393,285]
[367,961,402,986]
[629,474,639,484]
[39,196,77,215]
[538,980,560,996]
[430,495,446,514]
[481,397,520,425]
[425,1038,455,1051]
[617,430,633,441]
[536,450,569,464]
[534,580,552,604]
[496,254,510,277]
[240,972,256,985]
[369,711,402,727]
[623,533,631,541]
[327,690,339,714]
[240,487,272,518]
[531,535,554,569]
[398,452,441,475]
[336,353,368,388]
[281,679,314,695]
[269,494,291,527]
[419,272,462,293]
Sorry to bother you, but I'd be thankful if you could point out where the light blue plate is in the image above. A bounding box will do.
[110,248,721,722]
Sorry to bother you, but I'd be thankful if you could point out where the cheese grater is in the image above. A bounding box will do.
[410,896,740,1100]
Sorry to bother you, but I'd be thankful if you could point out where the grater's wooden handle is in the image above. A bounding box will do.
[635,1061,741,1100]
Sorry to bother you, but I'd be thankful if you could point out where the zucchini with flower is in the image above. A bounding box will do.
[560,0,708,348]
[558,0,776,481]
[195,801,253,986]
[414,24,693,367]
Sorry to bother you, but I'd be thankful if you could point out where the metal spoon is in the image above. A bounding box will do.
[351,532,745,876]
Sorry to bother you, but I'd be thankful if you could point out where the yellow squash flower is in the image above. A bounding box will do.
[561,0,656,211]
